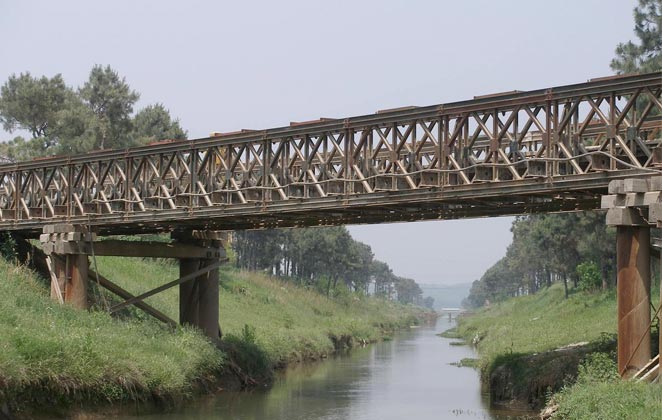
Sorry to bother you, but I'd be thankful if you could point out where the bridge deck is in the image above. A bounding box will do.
[0,72,660,236]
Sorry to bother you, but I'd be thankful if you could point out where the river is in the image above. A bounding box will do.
[117,317,534,420]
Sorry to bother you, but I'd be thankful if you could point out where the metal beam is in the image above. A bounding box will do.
[91,240,223,259]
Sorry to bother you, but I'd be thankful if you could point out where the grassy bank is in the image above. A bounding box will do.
[548,353,662,419]
[96,256,429,367]
[0,259,222,409]
[0,254,430,413]
[452,283,616,373]
[450,283,662,417]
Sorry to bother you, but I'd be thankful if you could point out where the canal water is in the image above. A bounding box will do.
[119,317,534,420]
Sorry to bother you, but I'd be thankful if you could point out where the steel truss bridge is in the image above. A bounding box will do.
[0,72,660,236]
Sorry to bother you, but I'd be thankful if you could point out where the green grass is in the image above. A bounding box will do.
[0,259,222,407]
[551,353,662,419]
[95,256,427,367]
[0,252,429,411]
[552,381,662,419]
[453,283,617,371]
[452,283,662,416]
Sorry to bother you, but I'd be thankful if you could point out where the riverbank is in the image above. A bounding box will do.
[81,316,488,420]
[0,257,432,417]
[445,284,619,411]
[96,256,433,368]
[545,352,662,419]
[447,283,662,418]
[0,259,223,415]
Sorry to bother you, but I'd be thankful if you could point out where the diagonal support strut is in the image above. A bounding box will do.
[109,259,226,314]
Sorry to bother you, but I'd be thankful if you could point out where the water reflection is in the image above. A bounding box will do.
[119,318,531,420]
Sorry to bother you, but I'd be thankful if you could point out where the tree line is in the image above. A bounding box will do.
[233,227,427,306]
[464,213,615,308]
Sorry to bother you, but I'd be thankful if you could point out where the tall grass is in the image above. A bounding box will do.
[0,253,427,411]
[450,283,662,416]
[453,283,617,371]
[551,353,662,419]
[0,259,222,407]
[94,256,426,366]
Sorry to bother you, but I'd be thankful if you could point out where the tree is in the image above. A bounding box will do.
[231,225,421,300]
[576,211,616,290]
[394,276,423,305]
[0,136,47,163]
[0,72,69,141]
[423,296,435,309]
[53,93,96,155]
[464,212,618,308]
[132,104,187,145]
[611,0,662,74]
[79,65,140,150]
[371,260,395,298]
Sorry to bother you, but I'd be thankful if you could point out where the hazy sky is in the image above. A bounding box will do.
[0,0,639,285]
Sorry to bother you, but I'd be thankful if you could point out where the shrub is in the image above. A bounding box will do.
[576,261,601,292]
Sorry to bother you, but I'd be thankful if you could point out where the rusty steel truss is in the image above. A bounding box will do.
[0,72,660,236]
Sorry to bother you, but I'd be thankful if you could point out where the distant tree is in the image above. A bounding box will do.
[371,260,395,298]
[464,279,487,309]
[232,226,424,300]
[576,211,616,290]
[79,65,140,150]
[0,72,69,141]
[132,103,187,145]
[394,276,423,305]
[611,0,662,74]
[465,211,618,308]
[423,296,435,309]
[343,241,373,293]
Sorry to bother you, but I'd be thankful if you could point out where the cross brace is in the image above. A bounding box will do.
[109,259,226,314]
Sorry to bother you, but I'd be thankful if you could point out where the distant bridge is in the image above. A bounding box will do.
[440,307,462,313]
[3,72,660,379]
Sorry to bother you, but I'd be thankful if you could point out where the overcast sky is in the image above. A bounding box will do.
[0,0,638,285]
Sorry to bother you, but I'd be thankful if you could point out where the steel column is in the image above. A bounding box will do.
[179,258,200,327]
[175,231,224,344]
[617,226,651,377]
[198,257,221,342]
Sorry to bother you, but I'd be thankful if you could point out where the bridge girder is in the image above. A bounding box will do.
[0,72,658,236]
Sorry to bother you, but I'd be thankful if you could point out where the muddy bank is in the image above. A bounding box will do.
[487,338,616,411]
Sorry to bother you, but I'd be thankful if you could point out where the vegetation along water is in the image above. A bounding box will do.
[0,247,432,417]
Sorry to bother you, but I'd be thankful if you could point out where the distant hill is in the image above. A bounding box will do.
[419,283,472,310]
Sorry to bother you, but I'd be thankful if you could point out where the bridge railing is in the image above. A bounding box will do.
[0,72,660,232]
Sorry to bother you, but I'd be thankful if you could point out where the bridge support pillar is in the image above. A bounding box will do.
[173,230,226,344]
[608,207,652,378]
[40,224,95,309]
[616,226,651,378]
